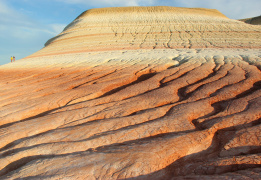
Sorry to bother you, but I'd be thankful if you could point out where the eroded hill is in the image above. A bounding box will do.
[0,6,261,179]
[240,15,261,25]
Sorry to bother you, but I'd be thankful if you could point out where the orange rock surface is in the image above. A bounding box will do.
[0,6,260,179]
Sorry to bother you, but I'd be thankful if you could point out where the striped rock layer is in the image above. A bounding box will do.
[0,7,261,179]
[28,6,261,58]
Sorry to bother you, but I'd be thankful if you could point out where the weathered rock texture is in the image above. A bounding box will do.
[0,6,261,179]
[240,15,261,25]
[28,6,261,59]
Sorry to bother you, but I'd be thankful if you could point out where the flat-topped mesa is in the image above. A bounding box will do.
[28,6,261,58]
[74,6,228,20]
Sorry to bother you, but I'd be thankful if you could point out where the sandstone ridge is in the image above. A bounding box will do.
[27,6,261,58]
[75,6,227,19]
[0,6,261,180]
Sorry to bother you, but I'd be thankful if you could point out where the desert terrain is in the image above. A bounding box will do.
[240,15,261,25]
[0,6,261,179]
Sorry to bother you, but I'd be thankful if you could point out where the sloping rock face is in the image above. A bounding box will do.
[240,15,261,25]
[0,7,261,179]
[28,6,261,58]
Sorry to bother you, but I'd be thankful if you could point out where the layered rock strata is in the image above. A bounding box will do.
[0,6,261,180]
[28,6,261,58]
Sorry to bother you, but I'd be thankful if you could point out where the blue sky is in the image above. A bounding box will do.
[0,0,260,65]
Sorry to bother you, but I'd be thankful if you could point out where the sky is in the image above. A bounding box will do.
[0,0,260,65]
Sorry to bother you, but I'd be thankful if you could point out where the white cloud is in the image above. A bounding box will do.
[56,0,260,19]
[50,24,67,34]
[168,0,261,19]
[56,0,156,7]
[0,0,9,14]
[0,0,64,65]
[0,1,65,38]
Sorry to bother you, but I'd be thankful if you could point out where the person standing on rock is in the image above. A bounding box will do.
[11,56,13,63]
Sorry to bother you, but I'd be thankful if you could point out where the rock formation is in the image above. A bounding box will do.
[240,15,261,25]
[0,6,260,179]
[29,6,261,58]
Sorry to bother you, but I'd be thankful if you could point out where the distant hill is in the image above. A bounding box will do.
[25,6,261,59]
[239,15,261,25]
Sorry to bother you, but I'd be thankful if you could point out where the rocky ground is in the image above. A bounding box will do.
[0,6,260,179]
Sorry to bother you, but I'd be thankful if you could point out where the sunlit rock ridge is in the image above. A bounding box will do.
[0,6,261,179]
[28,6,261,58]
